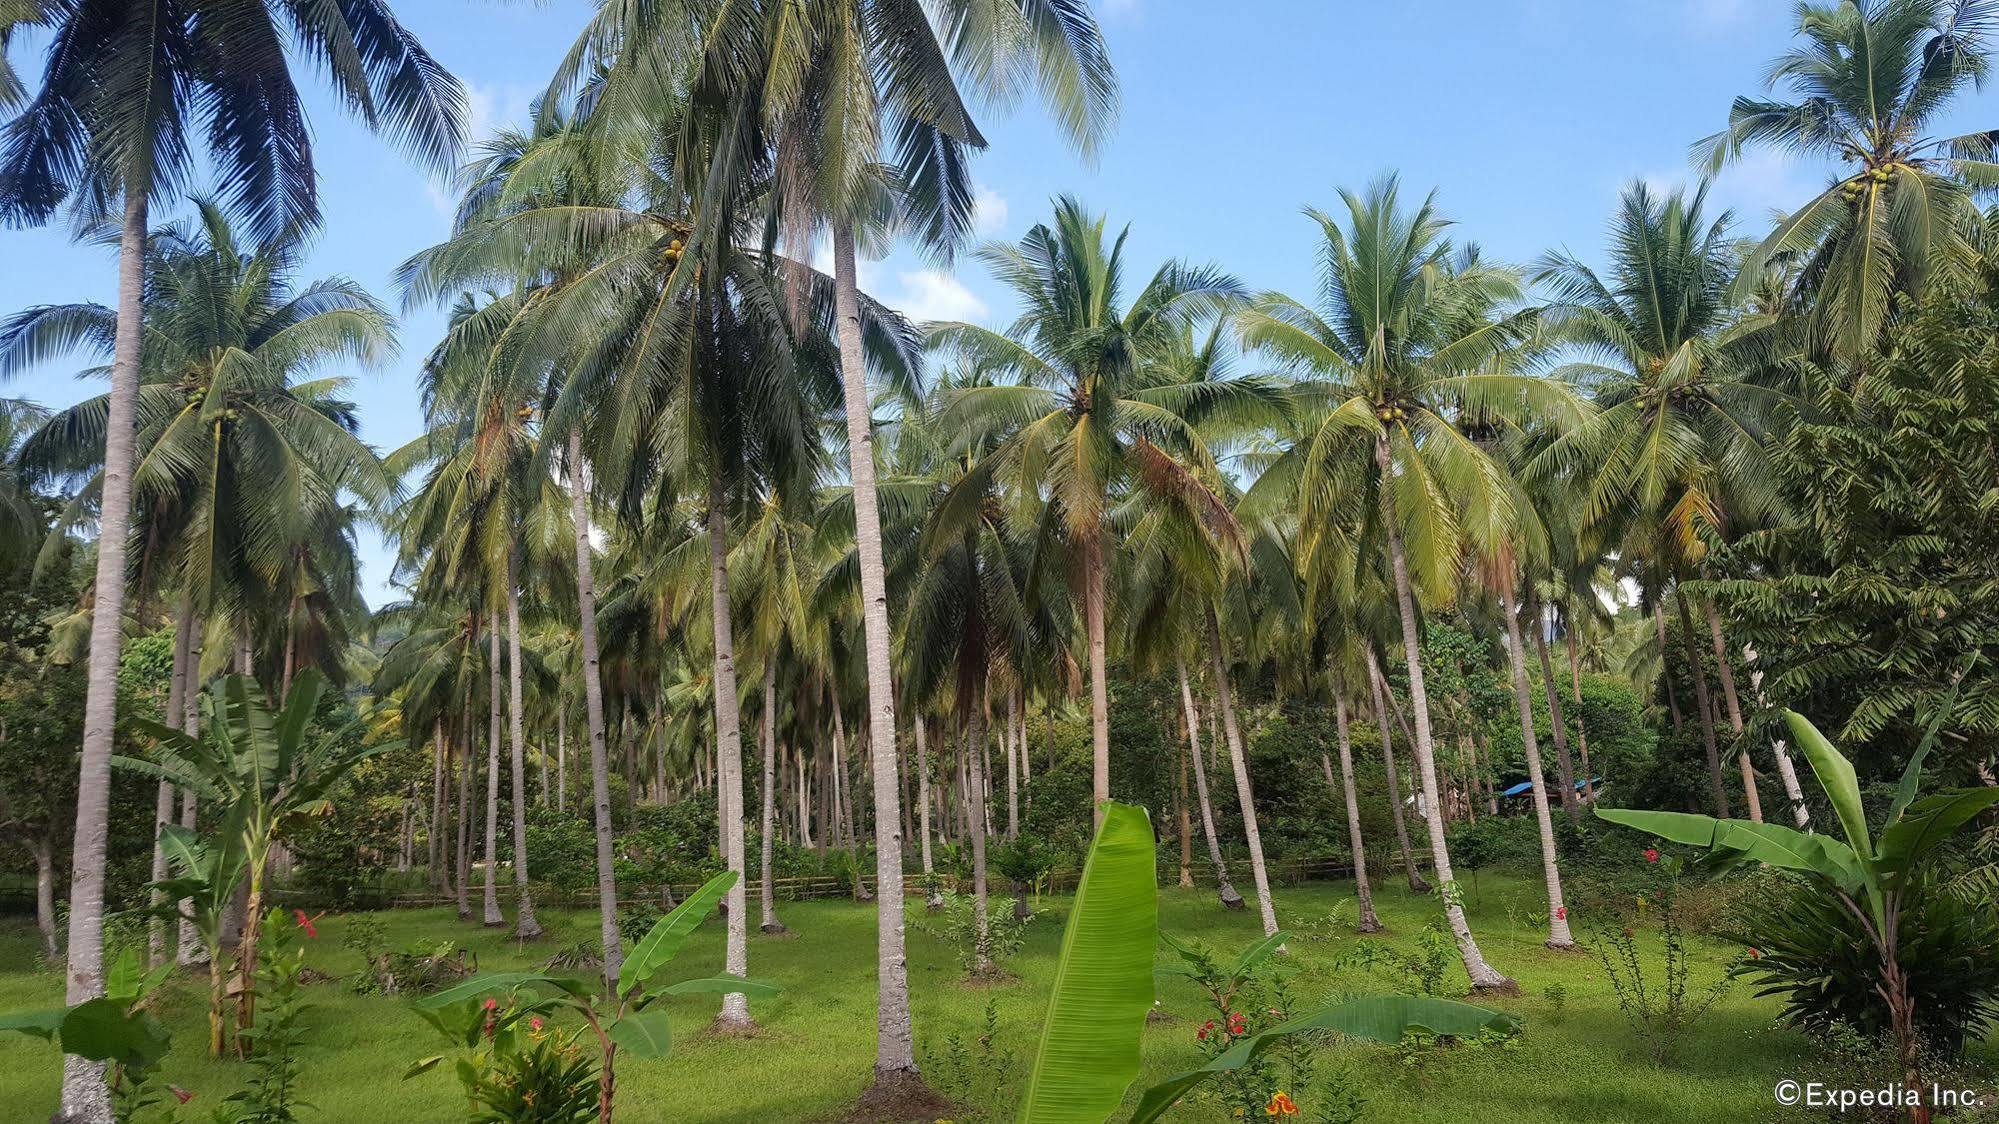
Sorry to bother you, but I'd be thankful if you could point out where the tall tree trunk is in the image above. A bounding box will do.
[1499,588,1575,949]
[177,637,203,967]
[706,490,753,1030]
[567,428,622,983]
[1329,678,1383,932]
[429,721,448,891]
[556,707,567,814]
[1674,588,1732,817]
[759,661,786,935]
[1562,607,1598,806]
[505,573,542,938]
[1375,434,1513,993]
[35,841,58,963]
[831,226,925,1097]
[1653,601,1684,733]
[915,718,941,909]
[1746,654,1812,827]
[150,604,193,968]
[456,711,473,920]
[796,739,814,849]
[1082,531,1111,812]
[1704,600,1763,823]
[1004,685,1019,839]
[1175,740,1195,890]
[1366,651,1429,893]
[963,698,993,977]
[1176,659,1243,909]
[482,613,505,927]
[59,187,147,1124]
[1205,609,1280,943]
[1527,593,1580,825]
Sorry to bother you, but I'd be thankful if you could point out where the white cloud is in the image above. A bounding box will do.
[972,185,1009,236]
[464,81,537,145]
[882,269,986,324]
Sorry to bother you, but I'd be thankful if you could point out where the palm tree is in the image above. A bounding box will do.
[555,6,1117,1099]
[1239,176,1584,994]
[932,199,1257,810]
[0,5,457,1109]
[1532,181,1795,818]
[1698,0,1999,365]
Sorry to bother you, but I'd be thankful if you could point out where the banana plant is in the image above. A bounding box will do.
[128,823,249,1055]
[407,870,777,1124]
[1017,802,1518,1123]
[0,946,175,1105]
[116,669,396,1048]
[1597,695,1994,1124]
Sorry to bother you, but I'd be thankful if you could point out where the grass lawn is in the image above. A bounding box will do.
[0,872,1827,1122]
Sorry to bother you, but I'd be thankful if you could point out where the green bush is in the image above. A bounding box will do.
[1729,874,1999,1059]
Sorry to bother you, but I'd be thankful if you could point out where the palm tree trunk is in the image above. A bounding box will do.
[759,661,786,935]
[482,613,505,927]
[1745,654,1811,827]
[1004,686,1020,840]
[59,186,147,1124]
[1176,742,1195,889]
[1375,434,1513,993]
[1674,588,1732,817]
[1703,600,1763,823]
[1175,659,1244,909]
[1329,678,1383,932]
[177,641,203,967]
[566,428,622,983]
[915,718,941,909]
[1205,609,1280,943]
[456,708,473,919]
[151,604,194,968]
[705,490,753,1030]
[34,841,58,963]
[1527,594,1580,825]
[1082,531,1111,811]
[557,706,567,814]
[964,698,994,977]
[1563,608,1598,806]
[1366,651,1429,893]
[1653,601,1684,733]
[429,721,447,891]
[505,573,542,938]
[1499,588,1575,949]
[831,224,927,1094]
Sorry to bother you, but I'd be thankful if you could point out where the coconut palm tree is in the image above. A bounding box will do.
[1698,0,1999,366]
[1532,181,1796,817]
[1238,176,1585,994]
[931,199,1258,810]
[0,5,457,1109]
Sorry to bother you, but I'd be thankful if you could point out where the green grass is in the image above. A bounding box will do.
[0,874,1819,1122]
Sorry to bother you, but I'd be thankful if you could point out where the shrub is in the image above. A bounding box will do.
[1729,874,1999,1059]
[1590,861,1734,1065]
[918,890,1033,976]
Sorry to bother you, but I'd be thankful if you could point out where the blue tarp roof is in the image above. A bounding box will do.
[1500,778,1601,797]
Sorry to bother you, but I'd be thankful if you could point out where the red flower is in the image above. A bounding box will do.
[1197,1019,1214,1041]
[483,997,499,1011]
[1554,906,1567,921]
[1643,848,1660,863]
[1746,947,1761,959]
[290,909,321,938]
[530,1017,545,1032]
[169,1086,193,1105]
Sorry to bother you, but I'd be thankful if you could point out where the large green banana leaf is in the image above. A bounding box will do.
[1594,807,1867,891]
[620,869,737,998]
[1018,801,1157,1124]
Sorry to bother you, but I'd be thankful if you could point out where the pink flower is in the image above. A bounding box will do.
[483,998,499,1011]
[1267,1008,1282,1018]
[1643,848,1660,863]
[1554,906,1567,921]
[169,1086,193,1105]
[530,1017,545,1031]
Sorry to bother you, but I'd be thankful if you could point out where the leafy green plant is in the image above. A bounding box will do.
[132,822,248,1054]
[407,870,776,1124]
[1590,859,1733,1065]
[1335,920,1454,996]
[224,909,315,1123]
[120,670,393,1049]
[920,889,1034,977]
[1013,801,1520,1124]
[925,998,1019,1120]
[0,946,178,1114]
[1598,695,1999,1106]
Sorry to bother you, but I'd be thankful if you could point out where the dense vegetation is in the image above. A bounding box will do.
[2,0,1999,1121]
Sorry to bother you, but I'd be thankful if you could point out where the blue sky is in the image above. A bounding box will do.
[4,0,1992,607]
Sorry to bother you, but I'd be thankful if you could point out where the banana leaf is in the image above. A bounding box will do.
[620,869,737,998]
[1017,801,1157,1124]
